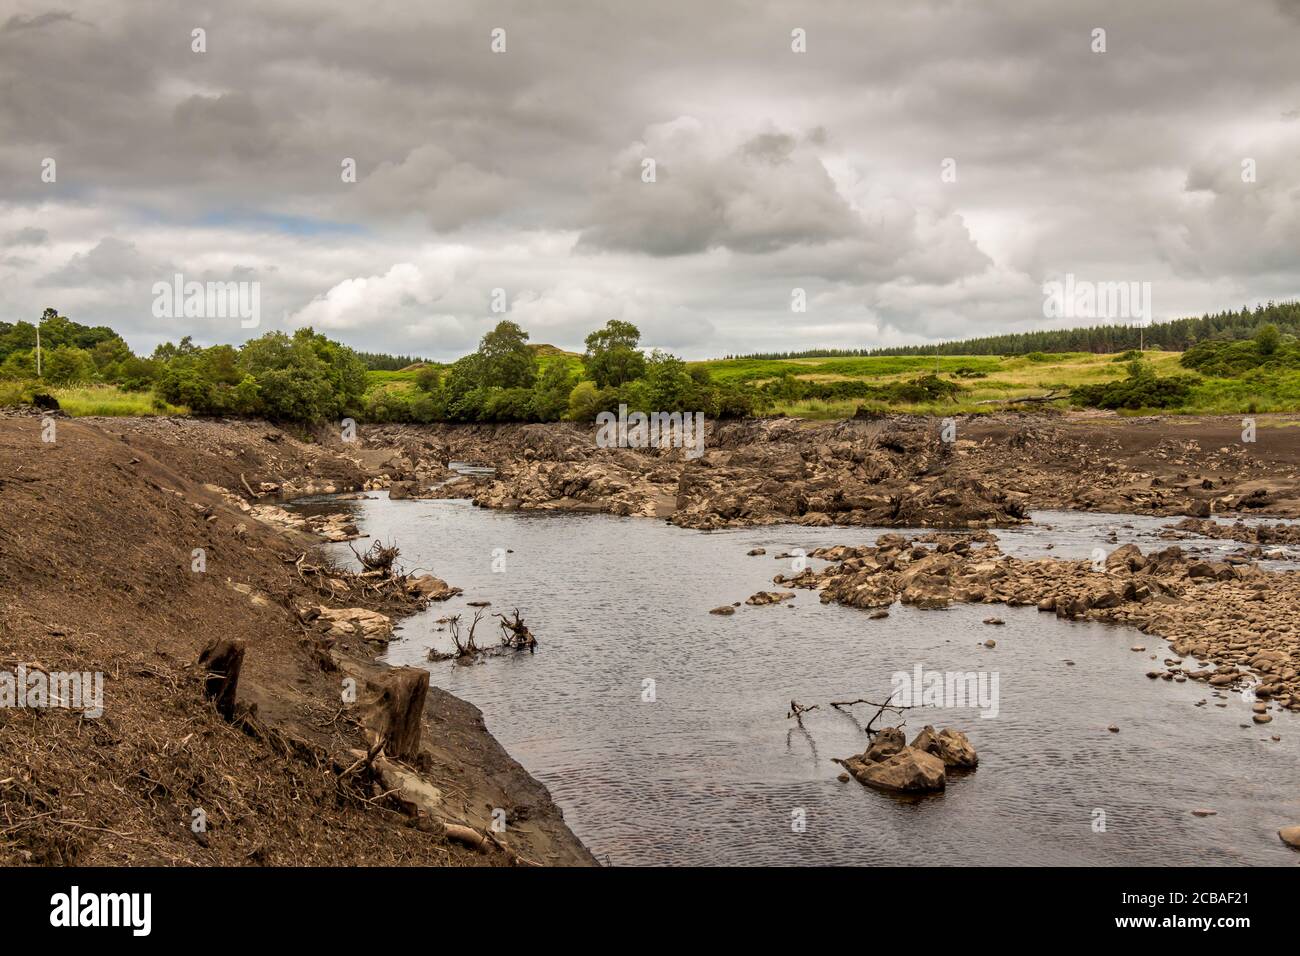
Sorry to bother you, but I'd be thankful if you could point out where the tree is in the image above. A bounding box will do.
[1256,323,1281,356]
[584,319,646,387]
[530,359,577,421]
[478,320,536,389]
[42,345,96,385]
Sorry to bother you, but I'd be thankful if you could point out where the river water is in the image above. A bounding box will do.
[298,494,1300,866]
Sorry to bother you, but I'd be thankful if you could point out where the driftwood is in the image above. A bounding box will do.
[786,699,819,725]
[973,389,1065,406]
[830,691,917,736]
[448,611,484,658]
[495,609,537,652]
[351,539,400,577]
[357,667,428,762]
[196,638,246,720]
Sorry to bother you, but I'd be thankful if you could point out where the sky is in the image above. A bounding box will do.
[1,0,1298,360]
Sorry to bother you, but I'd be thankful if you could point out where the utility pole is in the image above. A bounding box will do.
[35,316,41,377]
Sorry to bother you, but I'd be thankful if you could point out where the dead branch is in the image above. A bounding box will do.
[829,691,917,737]
[446,610,485,658]
[973,389,1065,406]
[494,608,537,653]
[350,539,400,577]
[786,699,819,724]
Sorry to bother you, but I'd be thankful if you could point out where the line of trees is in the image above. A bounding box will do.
[726,301,1300,359]
[0,310,766,424]
[364,319,766,423]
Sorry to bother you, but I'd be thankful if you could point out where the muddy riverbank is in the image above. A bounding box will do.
[0,413,593,866]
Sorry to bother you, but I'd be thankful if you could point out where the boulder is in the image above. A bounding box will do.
[745,590,796,606]
[910,726,979,768]
[862,727,906,763]
[406,575,462,601]
[387,480,416,500]
[848,747,946,793]
[316,606,394,642]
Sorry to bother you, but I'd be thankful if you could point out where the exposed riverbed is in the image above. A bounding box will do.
[298,494,1300,866]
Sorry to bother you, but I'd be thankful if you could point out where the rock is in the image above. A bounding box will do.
[406,575,462,601]
[747,548,767,556]
[847,747,946,793]
[836,773,850,783]
[910,726,979,768]
[862,727,906,763]
[709,605,736,616]
[1253,713,1272,724]
[983,639,996,648]
[1190,809,1217,817]
[1278,826,1300,849]
[983,617,1004,626]
[868,609,889,619]
[1107,724,1120,733]
[387,480,416,500]
[316,606,394,642]
[745,590,796,606]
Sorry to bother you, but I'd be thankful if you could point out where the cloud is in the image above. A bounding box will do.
[37,237,155,287]
[351,145,513,231]
[1,0,1298,358]
[3,227,48,246]
[579,119,862,256]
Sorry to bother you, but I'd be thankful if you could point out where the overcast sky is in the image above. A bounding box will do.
[2,0,1298,360]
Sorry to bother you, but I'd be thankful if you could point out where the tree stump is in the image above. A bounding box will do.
[197,638,246,720]
[358,667,428,762]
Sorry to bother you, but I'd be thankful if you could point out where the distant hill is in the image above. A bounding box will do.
[528,343,582,358]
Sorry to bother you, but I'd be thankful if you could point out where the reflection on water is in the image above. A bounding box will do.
[305,496,1300,866]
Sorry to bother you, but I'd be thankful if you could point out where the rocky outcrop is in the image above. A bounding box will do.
[1164,517,1300,546]
[843,745,947,794]
[803,533,1300,718]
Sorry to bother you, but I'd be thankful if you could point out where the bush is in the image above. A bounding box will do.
[1071,361,1197,409]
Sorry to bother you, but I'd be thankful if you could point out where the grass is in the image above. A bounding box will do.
[51,385,185,417]
[686,349,1227,417]
[10,348,1299,421]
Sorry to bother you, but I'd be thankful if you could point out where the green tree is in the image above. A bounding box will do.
[584,319,647,388]
[530,359,577,421]
[478,320,537,389]
[43,345,97,385]
[1256,323,1281,356]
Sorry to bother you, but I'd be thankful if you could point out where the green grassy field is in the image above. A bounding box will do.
[689,349,1215,417]
[23,348,1300,419]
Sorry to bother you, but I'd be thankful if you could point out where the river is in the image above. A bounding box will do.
[297,494,1300,865]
